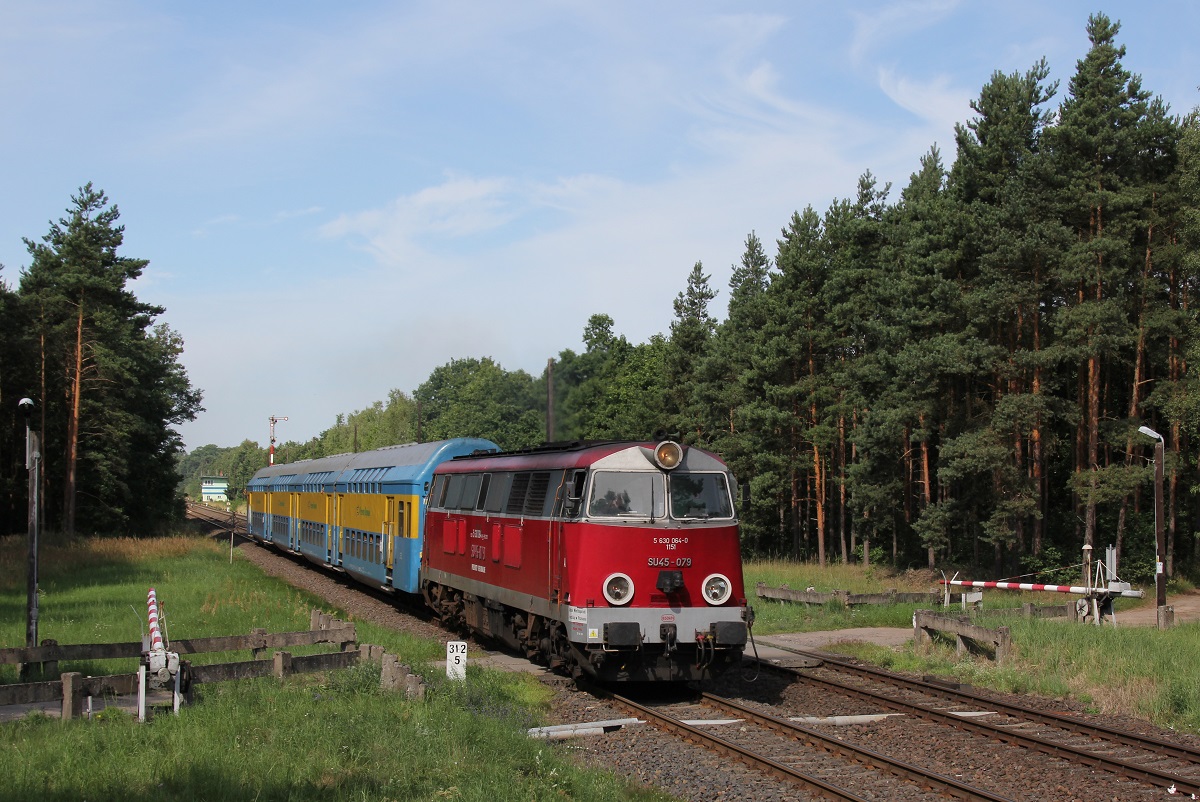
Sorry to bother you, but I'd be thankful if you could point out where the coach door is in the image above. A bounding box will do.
[384,496,397,572]
[335,493,346,566]
[326,494,336,562]
[289,492,300,551]
[550,519,565,604]
[549,472,579,605]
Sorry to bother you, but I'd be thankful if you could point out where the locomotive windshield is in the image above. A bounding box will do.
[669,473,734,520]
[586,470,734,521]
[588,471,665,518]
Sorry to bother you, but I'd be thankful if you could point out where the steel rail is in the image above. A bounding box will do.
[771,661,1200,796]
[698,692,1017,802]
[769,644,1200,766]
[605,691,1016,802]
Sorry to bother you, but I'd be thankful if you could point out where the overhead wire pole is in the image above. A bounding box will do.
[269,415,288,466]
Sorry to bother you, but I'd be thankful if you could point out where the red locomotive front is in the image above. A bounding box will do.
[422,440,750,681]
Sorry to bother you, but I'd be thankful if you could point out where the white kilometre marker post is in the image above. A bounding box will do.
[446,641,467,681]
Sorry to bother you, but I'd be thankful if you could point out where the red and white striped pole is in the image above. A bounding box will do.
[147,587,165,652]
[940,579,1143,598]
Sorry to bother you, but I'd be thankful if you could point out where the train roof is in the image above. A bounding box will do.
[248,438,500,491]
[436,440,732,475]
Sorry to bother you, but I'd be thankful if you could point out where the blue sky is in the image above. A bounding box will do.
[2,2,1197,451]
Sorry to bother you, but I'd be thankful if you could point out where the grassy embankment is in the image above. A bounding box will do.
[749,558,1200,730]
[0,533,671,802]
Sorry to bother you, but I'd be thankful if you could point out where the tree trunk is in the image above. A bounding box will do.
[920,418,934,568]
[64,302,83,537]
[838,413,848,563]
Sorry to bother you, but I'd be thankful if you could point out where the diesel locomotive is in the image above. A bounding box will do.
[246,438,750,682]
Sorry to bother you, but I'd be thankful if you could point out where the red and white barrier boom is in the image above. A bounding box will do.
[941,579,1143,598]
[939,545,1144,626]
[139,587,181,720]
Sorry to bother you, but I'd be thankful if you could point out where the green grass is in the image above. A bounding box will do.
[3,667,669,802]
[0,534,672,802]
[745,558,955,632]
[745,558,1200,731]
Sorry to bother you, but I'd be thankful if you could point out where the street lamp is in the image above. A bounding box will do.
[19,398,40,678]
[1137,425,1166,610]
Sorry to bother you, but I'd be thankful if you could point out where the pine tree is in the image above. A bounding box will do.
[1049,14,1155,556]
[665,262,717,439]
[699,233,773,551]
[945,61,1063,569]
[20,184,201,534]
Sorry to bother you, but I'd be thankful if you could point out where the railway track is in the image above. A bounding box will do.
[599,688,1017,801]
[186,501,247,533]
[774,644,1200,764]
[744,648,1200,797]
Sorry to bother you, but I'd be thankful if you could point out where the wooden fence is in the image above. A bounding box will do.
[755,583,1075,620]
[913,610,1012,663]
[756,583,948,607]
[0,610,363,718]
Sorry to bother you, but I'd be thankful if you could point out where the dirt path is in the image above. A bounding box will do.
[1113,590,1200,625]
[760,591,1200,653]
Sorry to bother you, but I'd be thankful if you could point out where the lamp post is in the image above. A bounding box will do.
[19,398,40,677]
[1137,425,1166,611]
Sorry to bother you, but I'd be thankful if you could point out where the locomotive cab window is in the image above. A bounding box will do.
[429,475,449,509]
[443,474,467,510]
[560,470,587,518]
[484,473,511,513]
[460,473,483,510]
[669,473,734,520]
[587,471,664,518]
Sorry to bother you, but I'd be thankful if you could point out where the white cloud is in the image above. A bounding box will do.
[877,67,972,132]
[319,175,519,266]
[848,0,959,66]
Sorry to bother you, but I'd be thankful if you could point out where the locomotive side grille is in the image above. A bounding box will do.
[523,472,551,516]
[505,473,531,514]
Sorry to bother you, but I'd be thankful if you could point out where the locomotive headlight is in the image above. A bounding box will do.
[702,573,733,605]
[653,441,683,470]
[603,572,635,605]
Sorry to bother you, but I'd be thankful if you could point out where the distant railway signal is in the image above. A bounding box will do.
[268,415,288,466]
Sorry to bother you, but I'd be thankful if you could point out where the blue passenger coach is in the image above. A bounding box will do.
[246,438,498,593]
